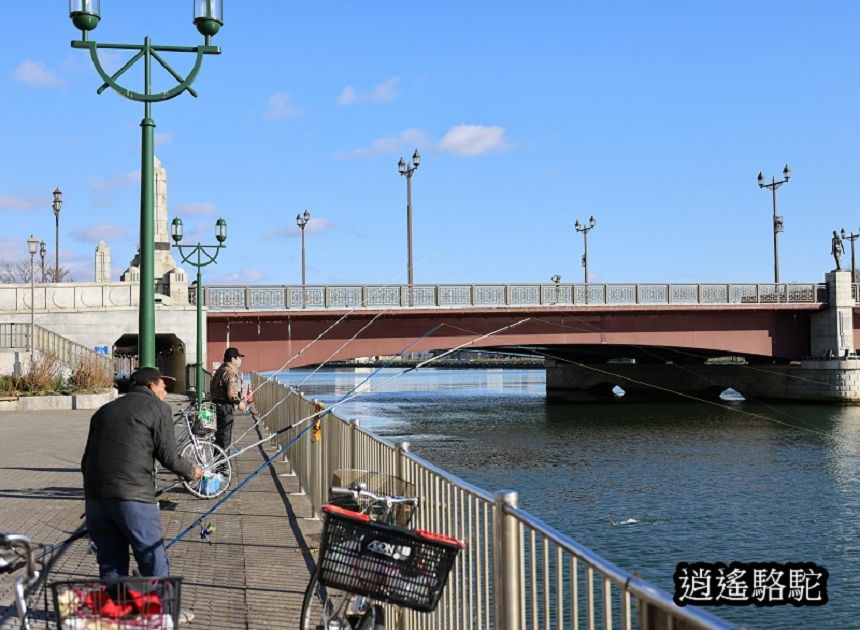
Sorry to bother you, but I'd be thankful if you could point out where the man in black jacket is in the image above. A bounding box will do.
[82,367,202,580]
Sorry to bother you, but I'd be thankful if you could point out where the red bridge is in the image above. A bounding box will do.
[202,282,841,372]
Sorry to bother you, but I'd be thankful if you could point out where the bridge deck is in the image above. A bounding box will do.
[0,400,321,629]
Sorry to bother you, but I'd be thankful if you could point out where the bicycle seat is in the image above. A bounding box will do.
[0,535,29,575]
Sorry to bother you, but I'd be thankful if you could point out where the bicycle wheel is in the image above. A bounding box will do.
[301,574,377,630]
[180,440,232,499]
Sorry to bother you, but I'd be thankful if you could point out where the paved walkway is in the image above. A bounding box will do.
[0,395,322,628]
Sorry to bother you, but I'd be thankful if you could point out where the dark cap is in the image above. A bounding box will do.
[224,347,245,361]
[131,367,175,386]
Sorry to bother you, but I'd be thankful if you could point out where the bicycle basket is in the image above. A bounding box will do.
[193,402,217,435]
[317,504,465,613]
[50,575,181,629]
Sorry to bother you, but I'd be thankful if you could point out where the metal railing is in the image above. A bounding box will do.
[207,283,824,311]
[0,322,114,375]
[251,374,733,629]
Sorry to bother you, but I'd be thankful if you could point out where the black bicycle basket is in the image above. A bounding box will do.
[317,504,464,613]
[49,575,181,628]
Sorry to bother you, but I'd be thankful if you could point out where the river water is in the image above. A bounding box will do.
[271,368,859,629]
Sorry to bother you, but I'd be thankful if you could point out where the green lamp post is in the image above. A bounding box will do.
[171,216,227,405]
[69,0,223,368]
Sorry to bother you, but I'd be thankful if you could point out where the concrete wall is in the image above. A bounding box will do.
[546,358,860,403]
[0,297,202,388]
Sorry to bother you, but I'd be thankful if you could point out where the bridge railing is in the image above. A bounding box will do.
[207,282,824,311]
[250,373,733,630]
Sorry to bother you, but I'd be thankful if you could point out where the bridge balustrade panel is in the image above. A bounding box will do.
[203,282,827,311]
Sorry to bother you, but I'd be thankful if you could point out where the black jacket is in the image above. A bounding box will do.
[81,385,195,502]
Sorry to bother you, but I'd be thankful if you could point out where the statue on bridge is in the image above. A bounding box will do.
[832,230,844,271]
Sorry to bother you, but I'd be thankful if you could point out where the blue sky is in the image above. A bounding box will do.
[2,2,860,286]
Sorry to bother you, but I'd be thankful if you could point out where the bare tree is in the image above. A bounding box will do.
[0,260,73,284]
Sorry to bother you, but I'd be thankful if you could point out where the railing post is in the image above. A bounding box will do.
[396,441,410,484]
[350,418,360,470]
[493,490,522,630]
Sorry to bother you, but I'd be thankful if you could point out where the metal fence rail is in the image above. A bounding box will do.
[0,322,114,376]
[205,283,824,311]
[251,374,733,630]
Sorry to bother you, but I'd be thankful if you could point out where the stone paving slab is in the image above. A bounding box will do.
[0,396,322,628]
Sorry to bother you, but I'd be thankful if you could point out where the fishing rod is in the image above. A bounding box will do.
[209,318,527,472]
[164,319,531,546]
[214,323,446,469]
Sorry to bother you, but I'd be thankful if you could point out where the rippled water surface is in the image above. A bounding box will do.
[272,368,860,629]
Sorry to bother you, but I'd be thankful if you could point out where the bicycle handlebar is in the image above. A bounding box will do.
[0,533,37,581]
[330,486,419,506]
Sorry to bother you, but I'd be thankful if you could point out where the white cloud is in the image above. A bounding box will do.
[436,124,508,156]
[155,132,173,147]
[71,224,130,243]
[13,60,65,87]
[211,266,267,284]
[264,92,304,120]
[0,195,45,212]
[90,170,140,191]
[337,77,400,106]
[262,218,333,240]
[173,202,216,217]
[96,50,123,74]
[335,129,431,160]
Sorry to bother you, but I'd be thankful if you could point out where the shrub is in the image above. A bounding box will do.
[70,353,115,392]
[14,352,63,394]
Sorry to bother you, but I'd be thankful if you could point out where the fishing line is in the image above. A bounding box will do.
[215,323,446,467]
[435,320,831,436]
[522,313,840,431]
[166,320,527,546]
[505,312,837,432]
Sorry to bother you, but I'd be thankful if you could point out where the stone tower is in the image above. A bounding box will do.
[120,156,188,303]
[94,241,111,283]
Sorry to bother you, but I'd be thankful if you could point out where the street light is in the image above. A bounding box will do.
[397,149,421,294]
[39,241,46,283]
[574,216,597,286]
[841,228,859,282]
[171,216,227,404]
[27,235,39,353]
[296,210,311,307]
[52,187,62,281]
[757,164,791,284]
[69,0,223,368]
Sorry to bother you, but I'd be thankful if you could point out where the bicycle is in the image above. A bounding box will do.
[154,400,233,500]
[2,530,182,629]
[300,469,465,630]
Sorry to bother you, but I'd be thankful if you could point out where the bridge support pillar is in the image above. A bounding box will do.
[546,358,860,403]
[810,270,855,358]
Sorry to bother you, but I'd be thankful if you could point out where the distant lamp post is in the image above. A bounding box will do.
[39,241,46,283]
[757,164,791,283]
[574,216,597,285]
[69,0,223,368]
[27,235,39,353]
[841,228,859,282]
[296,210,311,305]
[397,149,421,293]
[171,216,227,404]
[52,187,62,281]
